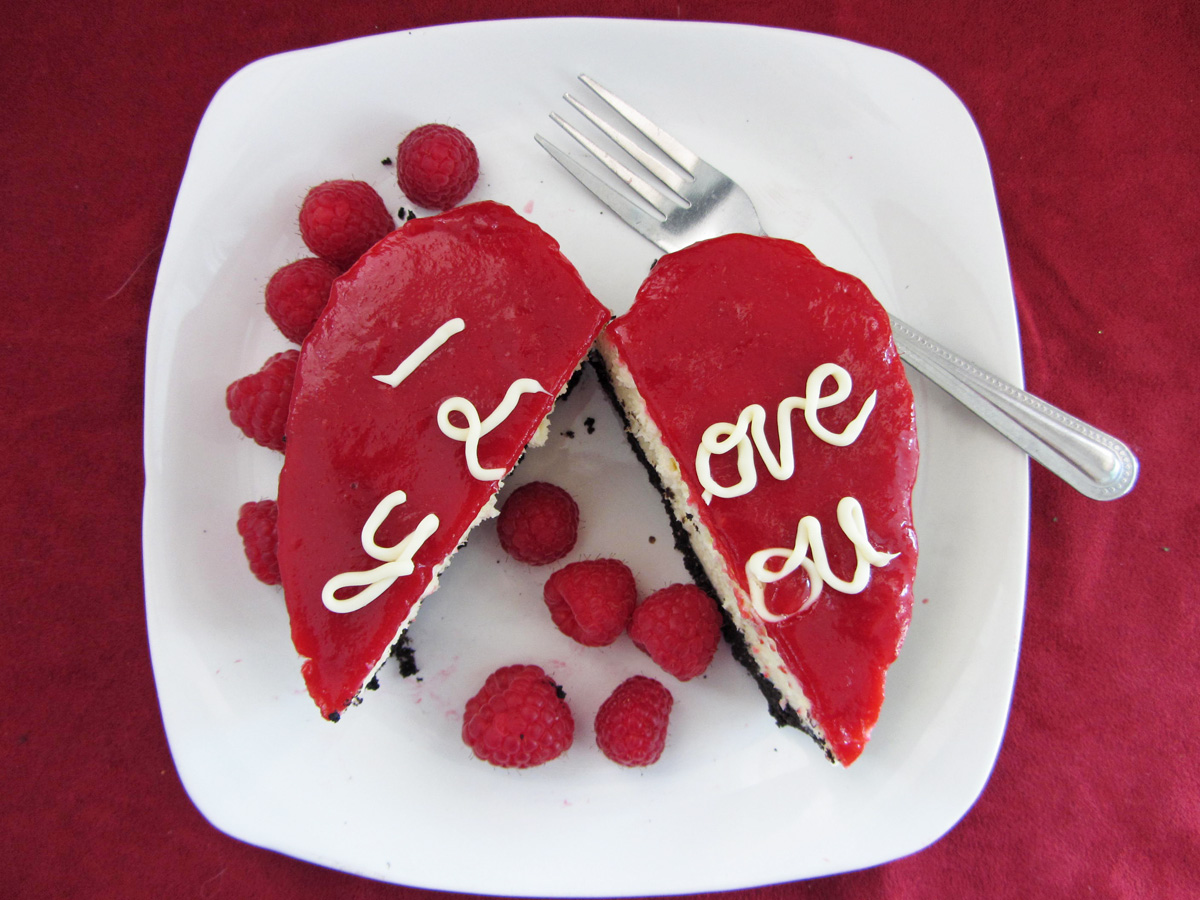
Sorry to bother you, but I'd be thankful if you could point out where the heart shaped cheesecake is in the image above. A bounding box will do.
[276,202,609,720]
[595,233,919,765]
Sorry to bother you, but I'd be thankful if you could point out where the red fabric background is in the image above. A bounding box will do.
[2,1,1195,897]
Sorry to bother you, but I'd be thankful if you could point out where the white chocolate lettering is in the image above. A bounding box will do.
[437,378,548,480]
[374,318,465,387]
[696,363,876,503]
[322,490,439,614]
[745,497,898,621]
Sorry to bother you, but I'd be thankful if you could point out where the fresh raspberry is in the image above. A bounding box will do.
[395,124,479,211]
[462,664,574,768]
[265,257,340,343]
[236,500,280,585]
[496,482,578,565]
[543,559,637,646]
[225,350,298,452]
[298,179,394,269]
[628,584,723,681]
[595,676,674,767]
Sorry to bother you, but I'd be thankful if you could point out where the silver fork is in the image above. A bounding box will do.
[536,75,1138,501]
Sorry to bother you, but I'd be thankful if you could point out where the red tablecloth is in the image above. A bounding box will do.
[2,1,1195,897]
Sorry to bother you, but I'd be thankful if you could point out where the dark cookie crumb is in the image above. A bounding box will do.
[391,634,419,678]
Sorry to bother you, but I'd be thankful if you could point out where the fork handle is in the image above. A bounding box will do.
[887,314,1138,500]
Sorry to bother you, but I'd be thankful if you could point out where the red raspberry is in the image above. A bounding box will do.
[628,584,723,681]
[496,482,578,565]
[543,559,636,647]
[236,500,280,585]
[298,179,394,269]
[225,350,298,452]
[395,124,479,211]
[595,676,674,767]
[265,257,340,343]
[462,664,574,768]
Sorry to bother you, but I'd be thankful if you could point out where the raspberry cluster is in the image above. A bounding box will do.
[472,481,725,768]
[226,124,482,589]
[223,121,731,772]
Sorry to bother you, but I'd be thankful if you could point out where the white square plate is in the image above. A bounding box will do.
[143,18,1028,895]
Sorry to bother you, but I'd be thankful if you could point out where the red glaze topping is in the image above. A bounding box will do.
[602,234,918,764]
[276,202,609,719]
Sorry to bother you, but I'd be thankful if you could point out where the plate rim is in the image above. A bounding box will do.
[143,16,1029,895]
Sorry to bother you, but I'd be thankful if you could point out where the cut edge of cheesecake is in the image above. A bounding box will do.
[276,201,611,722]
[590,345,836,763]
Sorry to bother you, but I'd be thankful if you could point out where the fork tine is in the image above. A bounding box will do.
[533,134,668,238]
[546,112,675,216]
[578,75,702,175]
[537,74,765,254]
[562,92,692,199]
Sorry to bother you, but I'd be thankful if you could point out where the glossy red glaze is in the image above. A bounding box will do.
[602,234,918,765]
[276,202,608,719]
